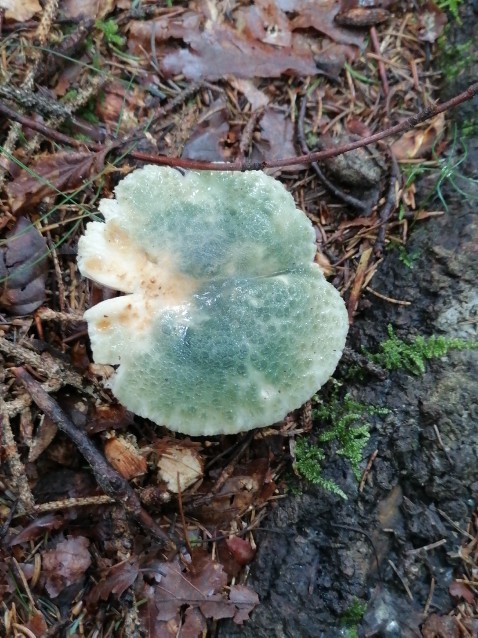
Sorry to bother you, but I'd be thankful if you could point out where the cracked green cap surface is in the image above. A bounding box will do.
[78,166,348,435]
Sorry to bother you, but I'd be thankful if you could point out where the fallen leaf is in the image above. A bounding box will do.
[421,613,459,638]
[182,99,230,162]
[0,0,41,22]
[255,108,307,171]
[61,0,115,20]
[10,513,65,546]
[87,560,140,604]
[127,0,362,82]
[228,585,260,624]
[0,216,48,315]
[228,78,270,110]
[449,579,475,604]
[25,611,48,636]
[193,459,270,526]
[287,0,365,45]
[391,113,445,160]
[154,439,204,494]
[6,151,105,214]
[417,1,447,43]
[28,415,58,462]
[139,553,258,636]
[41,536,91,597]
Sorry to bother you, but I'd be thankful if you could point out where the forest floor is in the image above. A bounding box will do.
[0,1,477,637]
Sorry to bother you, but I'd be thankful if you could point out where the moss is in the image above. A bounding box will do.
[341,598,368,633]
[368,324,478,375]
[95,19,125,48]
[294,384,388,497]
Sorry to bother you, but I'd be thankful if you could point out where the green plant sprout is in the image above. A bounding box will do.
[95,19,125,48]
[340,598,368,638]
[368,324,478,375]
[294,385,388,497]
[400,129,477,213]
[293,438,347,499]
[436,0,463,22]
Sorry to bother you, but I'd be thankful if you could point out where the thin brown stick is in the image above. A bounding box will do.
[0,100,102,151]
[297,97,369,213]
[0,81,476,172]
[11,367,174,549]
[370,26,389,96]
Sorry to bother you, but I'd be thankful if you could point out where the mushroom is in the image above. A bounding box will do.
[78,166,348,436]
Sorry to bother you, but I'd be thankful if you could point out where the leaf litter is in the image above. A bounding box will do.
[0,0,471,635]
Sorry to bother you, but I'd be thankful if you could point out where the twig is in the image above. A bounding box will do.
[211,430,255,495]
[370,26,389,96]
[0,82,476,172]
[238,108,264,158]
[332,522,383,579]
[11,367,174,549]
[0,403,35,512]
[0,100,100,151]
[388,559,414,600]
[374,152,400,256]
[297,97,369,212]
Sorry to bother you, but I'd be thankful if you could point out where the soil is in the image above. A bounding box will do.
[218,5,478,638]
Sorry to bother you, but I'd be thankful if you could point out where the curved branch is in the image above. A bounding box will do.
[0,82,476,171]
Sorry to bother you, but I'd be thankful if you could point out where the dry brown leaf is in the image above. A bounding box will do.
[61,0,115,20]
[391,113,445,160]
[41,536,91,598]
[139,552,258,636]
[182,99,230,162]
[6,151,105,214]
[228,78,270,110]
[286,0,364,46]
[0,217,48,315]
[417,0,447,43]
[255,108,307,171]
[0,0,41,22]
[154,440,204,493]
[10,514,65,546]
[87,560,140,604]
[127,0,361,81]
[28,415,58,462]
[449,579,475,604]
[421,613,460,638]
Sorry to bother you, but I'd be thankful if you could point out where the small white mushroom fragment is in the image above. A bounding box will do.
[78,166,349,436]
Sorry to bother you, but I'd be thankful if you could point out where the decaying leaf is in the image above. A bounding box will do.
[41,536,92,597]
[0,216,48,315]
[154,439,204,494]
[417,1,447,43]
[127,0,362,81]
[255,108,307,171]
[138,552,258,636]
[10,513,65,546]
[87,560,140,603]
[104,434,147,480]
[61,0,115,20]
[0,0,41,22]
[193,459,274,526]
[6,151,105,213]
[391,113,445,160]
[28,415,58,462]
[182,99,230,162]
[421,613,460,638]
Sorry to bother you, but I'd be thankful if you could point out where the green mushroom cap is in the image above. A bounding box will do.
[78,166,348,436]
